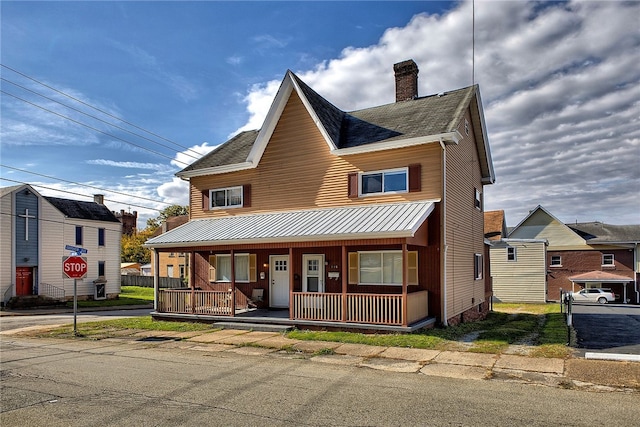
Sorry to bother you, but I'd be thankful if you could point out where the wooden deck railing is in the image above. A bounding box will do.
[292,291,428,326]
[158,289,249,316]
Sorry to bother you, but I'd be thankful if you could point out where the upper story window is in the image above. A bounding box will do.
[360,168,408,196]
[602,254,614,267]
[98,261,105,277]
[75,226,83,245]
[98,228,105,246]
[507,247,517,262]
[550,255,562,267]
[210,186,243,209]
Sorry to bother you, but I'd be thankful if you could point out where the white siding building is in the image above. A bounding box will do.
[1,184,122,305]
[490,239,548,303]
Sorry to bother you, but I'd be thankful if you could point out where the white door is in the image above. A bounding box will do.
[302,254,324,293]
[270,255,289,308]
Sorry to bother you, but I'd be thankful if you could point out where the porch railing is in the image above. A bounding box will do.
[39,283,66,301]
[292,291,428,326]
[158,289,249,315]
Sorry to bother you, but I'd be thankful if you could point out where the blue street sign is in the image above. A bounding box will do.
[65,245,88,254]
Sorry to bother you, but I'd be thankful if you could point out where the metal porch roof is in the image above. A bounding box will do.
[145,200,438,248]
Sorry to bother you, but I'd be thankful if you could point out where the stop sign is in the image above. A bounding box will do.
[63,256,88,279]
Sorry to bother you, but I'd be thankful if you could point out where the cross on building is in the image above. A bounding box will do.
[18,209,36,241]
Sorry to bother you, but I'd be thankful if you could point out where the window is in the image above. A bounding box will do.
[474,254,483,280]
[602,254,614,266]
[359,251,403,285]
[169,252,175,258]
[213,254,254,282]
[474,188,482,210]
[167,265,174,277]
[360,168,408,195]
[98,228,105,246]
[507,247,517,262]
[98,261,105,277]
[550,255,562,267]
[179,265,185,278]
[75,226,83,245]
[210,186,243,209]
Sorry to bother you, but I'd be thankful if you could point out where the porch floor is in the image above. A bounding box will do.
[151,308,436,333]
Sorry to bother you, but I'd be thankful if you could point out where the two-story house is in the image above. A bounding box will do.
[508,205,639,303]
[146,60,495,329]
[1,184,122,306]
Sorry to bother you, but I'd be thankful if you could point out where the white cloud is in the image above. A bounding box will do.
[232,0,639,225]
[86,159,175,172]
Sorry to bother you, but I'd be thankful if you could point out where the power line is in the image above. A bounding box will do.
[1,164,173,207]
[1,77,202,161]
[0,63,204,159]
[1,89,191,167]
[0,177,164,213]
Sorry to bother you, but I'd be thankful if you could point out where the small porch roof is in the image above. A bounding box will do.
[145,200,438,249]
[569,270,634,283]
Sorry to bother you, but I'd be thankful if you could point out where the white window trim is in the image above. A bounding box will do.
[602,254,614,267]
[359,167,408,197]
[358,250,403,286]
[215,253,250,283]
[474,188,482,210]
[506,247,517,262]
[474,253,483,280]
[550,256,562,267]
[209,186,243,210]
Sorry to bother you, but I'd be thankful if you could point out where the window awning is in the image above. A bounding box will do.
[145,200,438,249]
[569,271,634,283]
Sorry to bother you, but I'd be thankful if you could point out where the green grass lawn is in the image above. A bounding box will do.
[68,286,153,308]
[45,299,571,358]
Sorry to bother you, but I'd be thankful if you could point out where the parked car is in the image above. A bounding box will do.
[568,288,616,304]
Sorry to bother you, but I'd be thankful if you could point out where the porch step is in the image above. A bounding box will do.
[213,321,293,333]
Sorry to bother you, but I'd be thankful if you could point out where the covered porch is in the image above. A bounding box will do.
[146,200,441,329]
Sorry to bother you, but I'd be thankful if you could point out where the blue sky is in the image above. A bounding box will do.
[1,1,638,228]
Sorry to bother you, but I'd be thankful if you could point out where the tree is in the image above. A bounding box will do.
[121,228,155,264]
[121,205,189,263]
[146,205,189,230]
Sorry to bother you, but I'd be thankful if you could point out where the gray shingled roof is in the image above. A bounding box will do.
[179,72,478,174]
[568,222,640,243]
[45,197,121,223]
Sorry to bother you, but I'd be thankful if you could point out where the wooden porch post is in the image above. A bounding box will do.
[341,245,347,322]
[289,247,294,320]
[402,243,408,327]
[153,249,159,312]
[190,251,195,314]
[230,249,236,317]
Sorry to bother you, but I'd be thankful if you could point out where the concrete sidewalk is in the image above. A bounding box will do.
[126,328,640,392]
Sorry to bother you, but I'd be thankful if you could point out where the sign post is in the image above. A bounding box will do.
[63,253,88,335]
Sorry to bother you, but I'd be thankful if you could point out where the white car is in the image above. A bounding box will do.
[568,288,616,304]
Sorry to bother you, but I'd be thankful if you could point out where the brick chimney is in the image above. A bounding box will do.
[394,59,419,102]
[93,194,104,205]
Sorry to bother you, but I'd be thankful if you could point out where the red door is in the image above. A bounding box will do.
[16,267,33,296]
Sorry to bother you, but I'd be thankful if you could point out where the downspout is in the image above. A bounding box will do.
[440,138,448,325]
[635,242,639,304]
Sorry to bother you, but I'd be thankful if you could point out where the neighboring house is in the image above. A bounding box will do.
[484,210,507,241]
[149,215,189,280]
[140,263,152,276]
[1,184,122,304]
[489,239,548,303]
[121,262,142,275]
[508,206,639,303]
[146,60,495,328]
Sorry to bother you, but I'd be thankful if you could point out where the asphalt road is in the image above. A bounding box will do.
[0,308,152,332]
[1,337,638,427]
[571,303,640,355]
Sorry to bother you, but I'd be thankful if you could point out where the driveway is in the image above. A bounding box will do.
[571,303,640,356]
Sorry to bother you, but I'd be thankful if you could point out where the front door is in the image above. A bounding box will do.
[270,255,289,308]
[302,254,324,293]
[16,267,33,296]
